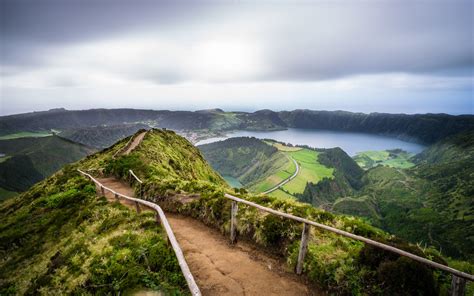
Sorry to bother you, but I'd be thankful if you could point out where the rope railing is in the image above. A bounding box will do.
[77,169,201,296]
[224,193,473,295]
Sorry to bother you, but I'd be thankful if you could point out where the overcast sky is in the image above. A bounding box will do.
[1,0,473,115]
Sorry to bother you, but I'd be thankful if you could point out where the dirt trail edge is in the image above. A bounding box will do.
[124,131,147,155]
[95,177,315,296]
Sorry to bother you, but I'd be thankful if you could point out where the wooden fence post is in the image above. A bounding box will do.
[230,201,238,244]
[114,193,119,201]
[100,186,105,197]
[135,201,141,213]
[451,275,466,296]
[296,223,310,275]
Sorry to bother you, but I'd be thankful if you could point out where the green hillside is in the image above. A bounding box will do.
[297,147,365,207]
[199,137,292,191]
[333,131,474,261]
[353,149,415,170]
[59,123,149,149]
[269,145,334,197]
[0,135,96,193]
[1,129,457,295]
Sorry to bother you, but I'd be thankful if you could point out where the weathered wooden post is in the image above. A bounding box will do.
[100,186,105,197]
[451,275,466,296]
[230,201,238,244]
[135,201,141,213]
[114,193,119,201]
[296,223,310,275]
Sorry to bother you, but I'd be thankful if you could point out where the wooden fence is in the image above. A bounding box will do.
[77,170,201,296]
[128,169,474,295]
[224,194,474,296]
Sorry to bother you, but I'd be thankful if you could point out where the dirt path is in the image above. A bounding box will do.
[96,177,138,209]
[167,213,313,296]
[94,177,315,296]
[124,131,147,155]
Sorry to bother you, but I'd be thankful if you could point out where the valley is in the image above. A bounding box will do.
[3,129,464,295]
[200,132,474,266]
[1,110,473,295]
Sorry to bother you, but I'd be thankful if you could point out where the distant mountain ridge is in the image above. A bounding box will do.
[1,108,473,144]
[0,135,95,192]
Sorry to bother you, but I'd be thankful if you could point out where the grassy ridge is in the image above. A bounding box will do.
[0,166,186,295]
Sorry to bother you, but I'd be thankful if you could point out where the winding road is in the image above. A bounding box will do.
[262,157,299,194]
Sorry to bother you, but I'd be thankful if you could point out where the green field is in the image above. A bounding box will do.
[281,149,334,194]
[353,149,415,170]
[0,131,52,140]
[269,188,296,199]
[271,142,302,152]
[251,154,296,192]
[252,143,334,197]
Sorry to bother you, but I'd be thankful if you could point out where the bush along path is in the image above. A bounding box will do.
[92,175,314,296]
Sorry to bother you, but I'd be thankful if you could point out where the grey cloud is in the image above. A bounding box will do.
[259,1,473,80]
[1,0,472,82]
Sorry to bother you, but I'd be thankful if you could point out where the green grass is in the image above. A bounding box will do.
[250,144,334,196]
[354,150,415,170]
[272,142,302,152]
[0,167,187,295]
[251,155,296,192]
[268,188,295,199]
[0,131,52,140]
[281,149,334,195]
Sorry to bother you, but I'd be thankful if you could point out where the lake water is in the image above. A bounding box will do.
[223,175,243,188]
[196,128,426,156]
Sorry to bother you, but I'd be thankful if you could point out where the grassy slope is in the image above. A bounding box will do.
[334,131,474,262]
[0,136,96,192]
[251,153,295,192]
[353,149,415,170]
[281,149,334,195]
[0,129,227,295]
[199,137,292,191]
[0,166,187,295]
